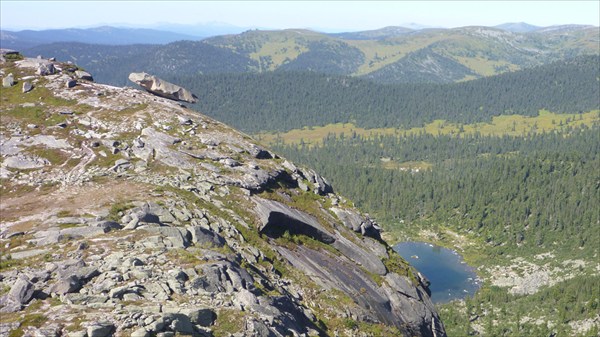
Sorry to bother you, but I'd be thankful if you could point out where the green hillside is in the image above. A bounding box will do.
[22,25,599,85]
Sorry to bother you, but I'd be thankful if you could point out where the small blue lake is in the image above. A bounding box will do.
[393,242,480,304]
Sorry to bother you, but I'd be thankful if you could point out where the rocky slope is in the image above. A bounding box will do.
[0,51,445,337]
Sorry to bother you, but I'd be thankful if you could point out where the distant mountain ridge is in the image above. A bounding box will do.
[494,22,541,33]
[330,26,414,40]
[0,26,202,50]
[18,23,600,85]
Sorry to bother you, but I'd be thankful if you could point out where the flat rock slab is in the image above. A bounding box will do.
[3,154,49,169]
[9,249,49,260]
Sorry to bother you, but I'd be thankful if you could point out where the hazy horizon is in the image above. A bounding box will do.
[1,1,598,33]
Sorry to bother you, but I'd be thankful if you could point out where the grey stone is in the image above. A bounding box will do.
[73,266,100,282]
[188,226,225,247]
[22,323,61,337]
[87,323,114,337]
[22,81,33,93]
[167,314,194,334]
[67,330,88,337]
[171,207,191,222]
[36,63,55,76]
[299,167,333,195]
[235,288,258,308]
[66,79,77,88]
[62,293,108,305]
[177,116,193,125]
[2,73,14,87]
[130,328,149,337]
[146,317,165,332]
[9,249,49,260]
[142,282,171,300]
[60,226,105,239]
[8,276,34,304]
[183,308,216,327]
[140,128,192,169]
[50,275,81,295]
[3,154,48,169]
[384,273,420,299]
[124,216,140,230]
[129,72,197,103]
[247,144,272,159]
[0,297,22,313]
[140,226,190,248]
[75,70,94,81]
[24,135,71,149]
[92,220,122,232]
[331,232,387,275]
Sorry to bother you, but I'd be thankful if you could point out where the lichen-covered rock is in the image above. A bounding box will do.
[129,72,197,103]
[2,73,14,87]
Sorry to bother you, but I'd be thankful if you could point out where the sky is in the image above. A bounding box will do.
[1,1,599,32]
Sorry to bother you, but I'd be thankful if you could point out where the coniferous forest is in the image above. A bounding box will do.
[273,126,599,259]
[171,54,600,336]
[173,55,599,133]
[272,124,600,337]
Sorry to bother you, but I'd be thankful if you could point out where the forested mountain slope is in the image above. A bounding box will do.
[273,123,600,337]
[21,25,599,85]
[171,55,599,133]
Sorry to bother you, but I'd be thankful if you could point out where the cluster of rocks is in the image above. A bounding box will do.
[0,53,446,337]
[1,53,95,96]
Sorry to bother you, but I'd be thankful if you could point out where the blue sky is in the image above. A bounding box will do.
[1,1,599,32]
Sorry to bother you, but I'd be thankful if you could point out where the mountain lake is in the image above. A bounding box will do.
[393,242,481,304]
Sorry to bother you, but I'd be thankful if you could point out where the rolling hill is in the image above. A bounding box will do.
[19,24,599,85]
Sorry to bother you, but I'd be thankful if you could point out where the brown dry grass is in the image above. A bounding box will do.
[0,180,153,232]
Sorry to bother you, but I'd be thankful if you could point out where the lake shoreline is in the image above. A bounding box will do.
[394,241,482,304]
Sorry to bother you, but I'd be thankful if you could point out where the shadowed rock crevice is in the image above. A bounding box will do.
[254,197,336,244]
[260,210,336,244]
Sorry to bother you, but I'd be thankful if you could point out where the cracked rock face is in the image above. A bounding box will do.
[0,53,446,337]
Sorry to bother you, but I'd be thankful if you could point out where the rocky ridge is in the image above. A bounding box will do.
[0,52,446,337]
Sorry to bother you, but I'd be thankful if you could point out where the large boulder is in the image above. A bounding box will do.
[8,276,35,305]
[22,82,33,93]
[2,73,14,87]
[128,72,197,103]
[74,70,93,81]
